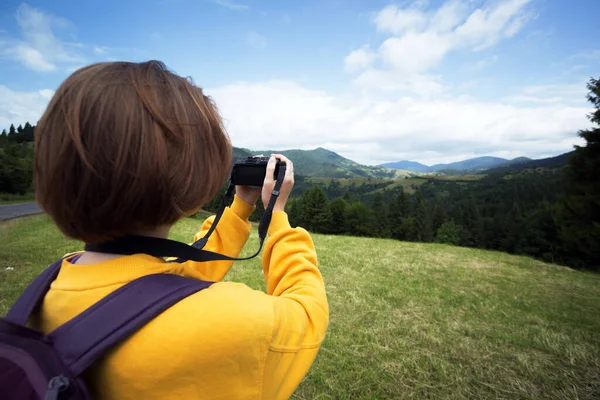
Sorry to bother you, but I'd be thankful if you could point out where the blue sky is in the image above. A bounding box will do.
[1,0,598,165]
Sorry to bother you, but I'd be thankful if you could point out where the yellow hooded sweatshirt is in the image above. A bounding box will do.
[33,196,329,400]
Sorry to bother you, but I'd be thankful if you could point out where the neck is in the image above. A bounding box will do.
[74,225,172,265]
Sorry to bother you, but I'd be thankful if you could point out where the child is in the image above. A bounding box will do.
[32,60,329,399]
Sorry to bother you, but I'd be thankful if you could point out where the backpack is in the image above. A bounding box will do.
[0,257,214,400]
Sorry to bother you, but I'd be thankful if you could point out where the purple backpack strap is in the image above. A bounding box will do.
[5,258,66,325]
[47,273,213,376]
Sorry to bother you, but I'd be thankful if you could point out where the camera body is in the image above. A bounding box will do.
[231,157,284,187]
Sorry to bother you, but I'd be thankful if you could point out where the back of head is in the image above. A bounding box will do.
[34,61,232,244]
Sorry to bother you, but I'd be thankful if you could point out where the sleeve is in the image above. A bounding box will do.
[181,195,255,282]
[260,212,329,400]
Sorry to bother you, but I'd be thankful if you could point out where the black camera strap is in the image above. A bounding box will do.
[84,164,287,263]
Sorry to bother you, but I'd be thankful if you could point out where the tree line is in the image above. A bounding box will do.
[0,123,35,195]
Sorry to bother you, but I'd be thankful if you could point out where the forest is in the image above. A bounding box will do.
[0,123,35,196]
[1,78,598,270]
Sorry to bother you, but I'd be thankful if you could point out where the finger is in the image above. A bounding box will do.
[271,154,291,175]
[264,156,277,185]
[285,160,294,181]
[271,153,290,164]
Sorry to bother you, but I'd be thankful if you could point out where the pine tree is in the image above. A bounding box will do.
[342,190,351,203]
[431,199,447,234]
[287,198,302,227]
[8,124,16,143]
[328,198,347,234]
[328,179,342,198]
[370,192,389,237]
[389,188,410,240]
[516,201,559,263]
[302,186,330,233]
[413,192,433,242]
[557,77,600,269]
[23,122,34,142]
[458,196,483,247]
[400,216,418,241]
[344,201,373,236]
[0,129,7,147]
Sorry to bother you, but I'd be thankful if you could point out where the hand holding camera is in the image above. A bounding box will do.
[233,154,294,213]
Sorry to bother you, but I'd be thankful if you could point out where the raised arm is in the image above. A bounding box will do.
[181,195,255,282]
[254,155,329,399]
[260,213,329,399]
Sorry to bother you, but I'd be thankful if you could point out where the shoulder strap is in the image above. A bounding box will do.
[5,258,66,325]
[47,273,213,377]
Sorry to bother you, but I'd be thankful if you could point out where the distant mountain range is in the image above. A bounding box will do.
[483,152,573,174]
[380,156,533,173]
[233,147,419,179]
[232,146,569,179]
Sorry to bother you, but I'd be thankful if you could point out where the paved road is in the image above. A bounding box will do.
[0,202,43,221]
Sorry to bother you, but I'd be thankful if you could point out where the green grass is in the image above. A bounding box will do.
[427,174,485,181]
[0,192,35,204]
[1,216,599,399]
[307,177,428,195]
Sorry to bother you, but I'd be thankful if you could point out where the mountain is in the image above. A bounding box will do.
[379,160,430,172]
[380,156,532,173]
[430,156,531,172]
[483,152,572,174]
[232,147,418,179]
[232,147,253,160]
[231,147,566,179]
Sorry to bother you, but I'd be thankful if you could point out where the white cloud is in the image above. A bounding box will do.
[1,3,86,72]
[348,0,534,93]
[2,78,590,166]
[379,32,453,73]
[215,0,249,11]
[564,65,587,75]
[0,85,53,128]
[504,83,590,105]
[344,46,376,72]
[520,83,587,98]
[373,4,428,35]
[503,96,565,104]
[430,0,469,33]
[246,31,267,50]
[93,46,107,55]
[468,55,498,71]
[454,0,533,49]
[13,44,56,71]
[206,80,591,165]
[66,64,86,73]
[354,70,446,96]
[571,49,600,60]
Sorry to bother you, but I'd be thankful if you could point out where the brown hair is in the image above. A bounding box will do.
[34,61,232,243]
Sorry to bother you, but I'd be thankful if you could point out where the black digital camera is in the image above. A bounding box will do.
[230,157,284,187]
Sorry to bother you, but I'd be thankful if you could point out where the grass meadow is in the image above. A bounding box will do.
[1,215,599,399]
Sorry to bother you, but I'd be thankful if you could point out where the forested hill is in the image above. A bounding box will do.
[483,152,574,174]
[233,146,418,179]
